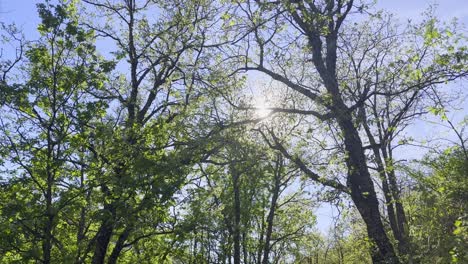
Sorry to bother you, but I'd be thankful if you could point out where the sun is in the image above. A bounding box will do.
[253,97,272,118]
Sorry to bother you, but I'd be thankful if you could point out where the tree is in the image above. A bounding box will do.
[1,0,217,262]
[219,0,468,262]
[176,122,319,264]
[347,12,467,258]
[1,1,467,263]
[0,1,110,262]
[74,0,216,262]
[404,147,468,263]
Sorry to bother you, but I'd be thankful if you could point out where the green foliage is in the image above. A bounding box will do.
[0,1,467,263]
[0,1,114,262]
[404,149,468,263]
[171,127,321,263]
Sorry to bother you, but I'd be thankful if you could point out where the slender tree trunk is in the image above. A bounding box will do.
[43,183,53,264]
[360,108,399,244]
[382,146,409,256]
[377,159,401,246]
[43,141,55,264]
[43,120,56,264]
[76,155,91,264]
[262,158,281,264]
[242,232,249,264]
[232,170,241,264]
[363,98,410,259]
[257,212,265,264]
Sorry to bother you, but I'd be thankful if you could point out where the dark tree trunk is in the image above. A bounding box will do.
[364,119,404,255]
[107,227,131,264]
[338,117,399,263]
[232,171,241,264]
[262,160,281,264]
[43,127,55,264]
[377,157,401,249]
[256,212,265,264]
[362,100,410,258]
[306,14,399,262]
[92,184,115,264]
[382,146,409,256]
[91,213,114,264]
[43,186,53,264]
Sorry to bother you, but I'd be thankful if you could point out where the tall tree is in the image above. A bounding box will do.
[78,0,216,262]
[0,1,111,262]
[219,0,468,262]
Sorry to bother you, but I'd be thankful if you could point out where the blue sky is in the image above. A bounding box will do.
[379,0,468,22]
[1,0,468,31]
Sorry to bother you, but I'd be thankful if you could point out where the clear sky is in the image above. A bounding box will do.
[1,0,468,33]
[378,0,468,23]
[1,0,467,234]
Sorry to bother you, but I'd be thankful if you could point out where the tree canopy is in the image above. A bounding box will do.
[0,1,467,263]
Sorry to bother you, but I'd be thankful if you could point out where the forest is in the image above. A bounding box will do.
[0,0,467,263]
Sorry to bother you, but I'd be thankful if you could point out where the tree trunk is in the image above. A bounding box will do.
[310,27,399,262]
[339,117,399,263]
[92,184,115,264]
[257,212,265,264]
[382,146,409,256]
[91,215,114,264]
[374,150,402,252]
[232,170,241,264]
[43,185,53,264]
[107,227,131,264]
[262,160,281,264]
[362,101,410,259]
[249,1,401,261]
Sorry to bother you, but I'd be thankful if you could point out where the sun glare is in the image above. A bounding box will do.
[253,97,272,118]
